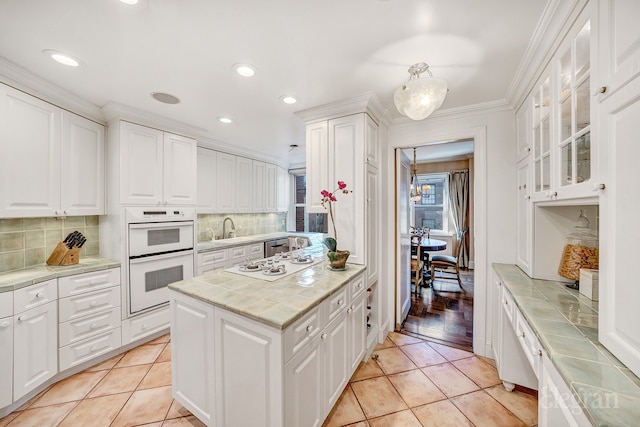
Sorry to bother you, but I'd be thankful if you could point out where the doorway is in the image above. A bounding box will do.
[395,141,475,351]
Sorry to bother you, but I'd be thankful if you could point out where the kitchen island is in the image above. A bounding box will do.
[168,249,368,427]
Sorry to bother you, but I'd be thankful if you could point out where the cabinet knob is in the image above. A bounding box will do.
[351,305,356,310]
[503,299,507,305]
[534,349,542,357]
[90,346,97,352]
[0,321,9,328]
[64,209,70,215]
[17,316,24,322]
[338,299,344,306]
[347,308,353,314]
[90,301,98,307]
[592,183,606,192]
[55,210,62,215]
[306,325,314,332]
[526,195,531,200]
[518,185,522,190]
[523,184,527,189]
[35,292,44,298]
[594,86,607,95]
[141,324,148,330]
[321,333,327,340]
[497,282,502,286]
[90,323,98,330]
[526,147,531,152]
[358,283,363,288]
[520,331,525,338]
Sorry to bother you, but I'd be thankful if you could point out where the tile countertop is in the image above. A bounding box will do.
[493,264,640,426]
[197,232,325,253]
[169,246,366,330]
[0,257,121,293]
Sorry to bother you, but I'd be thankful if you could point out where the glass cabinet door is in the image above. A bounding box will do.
[532,76,551,194]
[558,20,591,188]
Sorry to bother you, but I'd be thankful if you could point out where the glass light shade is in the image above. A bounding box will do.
[394,77,447,120]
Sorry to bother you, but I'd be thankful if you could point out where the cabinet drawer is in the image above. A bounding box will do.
[59,307,121,347]
[199,250,227,266]
[59,286,120,322]
[14,279,57,314]
[197,261,227,276]
[122,305,169,344]
[284,305,323,362]
[228,246,248,260]
[502,290,515,326]
[515,310,542,377]
[247,243,264,259]
[349,274,366,300]
[59,328,122,371]
[327,287,348,324]
[0,291,12,318]
[58,268,120,298]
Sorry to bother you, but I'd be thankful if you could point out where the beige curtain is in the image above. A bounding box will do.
[449,170,469,267]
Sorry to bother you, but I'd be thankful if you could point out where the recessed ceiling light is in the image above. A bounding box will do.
[120,0,139,4]
[217,116,233,124]
[43,49,80,67]
[233,63,256,77]
[280,95,298,105]
[151,92,180,104]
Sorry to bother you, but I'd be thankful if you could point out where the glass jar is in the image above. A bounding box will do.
[558,209,599,287]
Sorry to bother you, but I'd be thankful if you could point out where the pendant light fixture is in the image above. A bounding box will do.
[394,62,448,120]
[410,148,422,202]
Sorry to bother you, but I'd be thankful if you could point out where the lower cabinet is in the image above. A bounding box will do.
[170,272,367,427]
[13,301,58,400]
[539,354,591,427]
[0,315,13,408]
[197,243,265,275]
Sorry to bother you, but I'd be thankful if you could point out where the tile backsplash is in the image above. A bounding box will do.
[0,216,100,273]
[197,213,286,241]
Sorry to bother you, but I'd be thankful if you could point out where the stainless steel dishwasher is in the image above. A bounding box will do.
[264,238,290,257]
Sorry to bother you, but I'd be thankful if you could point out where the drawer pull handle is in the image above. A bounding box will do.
[321,333,327,340]
[0,321,9,328]
[90,323,98,329]
[306,325,314,332]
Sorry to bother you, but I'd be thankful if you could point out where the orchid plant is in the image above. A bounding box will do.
[321,180,351,252]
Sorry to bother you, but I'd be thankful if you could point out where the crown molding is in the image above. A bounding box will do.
[102,101,207,138]
[506,0,589,111]
[390,99,513,127]
[0,57,105,123]
[294,91,389,126]
[196,136,286,168]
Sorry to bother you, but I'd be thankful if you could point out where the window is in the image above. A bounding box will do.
[414,173,449,233]
[292,174,328,233]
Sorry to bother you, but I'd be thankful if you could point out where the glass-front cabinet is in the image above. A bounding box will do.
[530,11,598,203]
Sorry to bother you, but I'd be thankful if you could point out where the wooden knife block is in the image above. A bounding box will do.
[46,241,81,266]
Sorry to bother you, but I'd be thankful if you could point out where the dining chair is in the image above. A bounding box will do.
[410,234,424,295]
[430,228,468,292]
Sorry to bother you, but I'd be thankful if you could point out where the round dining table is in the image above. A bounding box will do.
[419,237,447,252]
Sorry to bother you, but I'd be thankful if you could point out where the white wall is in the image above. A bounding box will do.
[381,104,516,357]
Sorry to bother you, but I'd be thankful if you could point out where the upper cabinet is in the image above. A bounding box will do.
[197,147,217,213]
[0,83,105,218]
[305,121,329,213]
[119,121,196,206]
[528,10,600,203]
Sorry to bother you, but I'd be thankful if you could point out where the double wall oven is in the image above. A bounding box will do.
[125,208,195,316]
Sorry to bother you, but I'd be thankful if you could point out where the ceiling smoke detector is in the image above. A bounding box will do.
[151,92,180,104]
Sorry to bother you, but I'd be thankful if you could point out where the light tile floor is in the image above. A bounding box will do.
[0,331,538,427]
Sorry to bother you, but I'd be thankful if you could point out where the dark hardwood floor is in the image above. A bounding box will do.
[402,269,474,351]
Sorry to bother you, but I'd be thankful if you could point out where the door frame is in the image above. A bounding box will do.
[388,126,488,356]
[395,149,412,329]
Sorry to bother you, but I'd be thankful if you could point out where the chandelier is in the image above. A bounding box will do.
[410,148,422,202]
[394,62,448,120]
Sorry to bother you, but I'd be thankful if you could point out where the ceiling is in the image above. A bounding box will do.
[0,0,547,167]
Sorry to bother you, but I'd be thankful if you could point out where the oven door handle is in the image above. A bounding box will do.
[129,221,193,230]
[129,249,194,264]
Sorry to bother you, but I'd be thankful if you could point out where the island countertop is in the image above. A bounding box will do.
[168,254,366,330]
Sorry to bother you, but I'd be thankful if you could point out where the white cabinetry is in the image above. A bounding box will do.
[305,121,329,213]
[265,163,277,212]
[0,84,105,217]
[234,157,252,212]
[492,276,537,391]
[13,280,58,401]
[277,166,290,212]
[598,66,640,377]
[119,121,196,206]
[196,243,264,275]
[516,159,532,275]
[169,272,367,427]
[215,152,236,212]
[197,147,217,213]
[57,268,122,370]
[251,160,266,212]
[0,292,13,408]
[538,353,591,427]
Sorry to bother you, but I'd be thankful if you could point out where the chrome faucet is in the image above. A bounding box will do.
[222,217,236,239]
